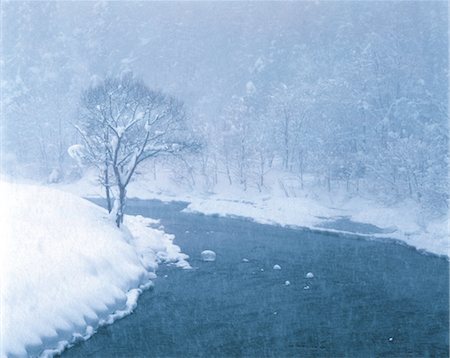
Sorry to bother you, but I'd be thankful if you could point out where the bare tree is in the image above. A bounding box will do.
[74,73,198,227]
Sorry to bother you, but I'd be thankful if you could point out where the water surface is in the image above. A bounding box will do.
[63,199,449,357]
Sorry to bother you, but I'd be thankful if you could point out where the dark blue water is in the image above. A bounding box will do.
[315,216,396,235]
[62,199,449,357]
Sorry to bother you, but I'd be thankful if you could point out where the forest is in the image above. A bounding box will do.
[2,1,448,216]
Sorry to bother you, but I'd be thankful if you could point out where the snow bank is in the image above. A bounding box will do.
[0,181,189,358]
[186,194,448,258]
[56,169,449,258]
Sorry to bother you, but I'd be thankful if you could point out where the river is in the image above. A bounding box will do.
[62,198,449,357]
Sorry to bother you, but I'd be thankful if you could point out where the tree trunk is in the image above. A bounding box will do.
[213,154,218,185]
[226,163,232,185]
[407,173,413,197]
[259,151,265,191]
[298,149,304,190]
[116,185,126,227]
[104,167,112,213]
[268,154,274,169]
[240,141,246,190]
[283,109,289,170]
[224,151,232,185]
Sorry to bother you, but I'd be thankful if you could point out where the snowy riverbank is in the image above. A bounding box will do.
[185,194,448,258]
[0,181,190,358]
[56,170,448,258]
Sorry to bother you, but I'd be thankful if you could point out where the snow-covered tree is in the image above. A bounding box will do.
[75,73,197,226]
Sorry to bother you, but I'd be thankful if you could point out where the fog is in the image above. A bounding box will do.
[2,1,448,215]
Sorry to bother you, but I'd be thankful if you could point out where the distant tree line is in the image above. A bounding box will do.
[187,4,448,215]
[3,1,447,218]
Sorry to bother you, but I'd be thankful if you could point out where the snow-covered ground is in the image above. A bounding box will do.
[0,181,189,358]
[186,194,448,258]
[56,168,449,258]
